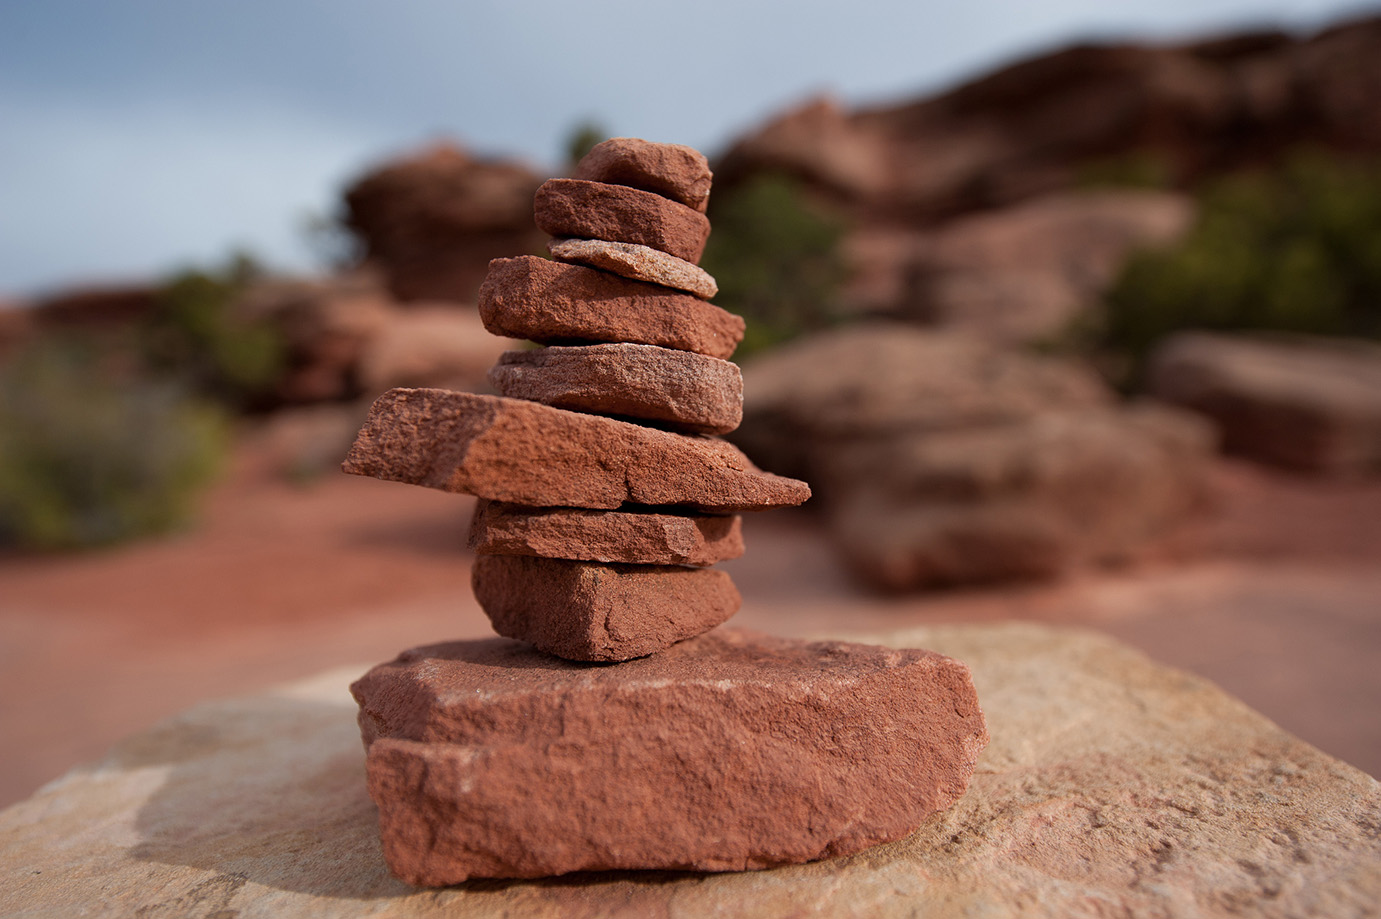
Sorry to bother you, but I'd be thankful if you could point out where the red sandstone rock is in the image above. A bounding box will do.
[534,179,711,263]
[468,500,744,566]
[488,342,743,435]
[479,256,743,359]
[350,627,989,884]
[547,237,718,299]
[471,554,740,661]
[573,137,713,212]
[342,388,809,511]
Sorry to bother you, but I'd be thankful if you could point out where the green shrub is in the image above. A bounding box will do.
[1102,153,1381,378]
[0,342,227,550]
[143,253,286,406]
[701,173,849,355]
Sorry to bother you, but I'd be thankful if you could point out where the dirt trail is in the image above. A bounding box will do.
[2,443,1379,807]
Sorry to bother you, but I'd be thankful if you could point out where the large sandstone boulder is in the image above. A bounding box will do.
[736,325,1215,589]
[1,623,1376,916]
[717,17,1381,222]
[1148,332,1381,475]
[847,190,1195,342]
[342,143,545,302]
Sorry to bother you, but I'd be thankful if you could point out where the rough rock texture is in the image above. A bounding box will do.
[470,556,742,661]
[848,190,1195,341]
[572,137,713,212]
[734,325,1213,588]
[4,623,1378,916]
[479,256,743,359]
[469,500,744,566]
[488,342,743,434]
[352,628,985,881]
[826,405,1216,589]
[342,142,545,302]
[547,237,718,299]
[533,179,712,264]
[1148,332,1381,476]
[343,388,809,512]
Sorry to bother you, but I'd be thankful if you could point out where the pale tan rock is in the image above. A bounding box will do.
[547,237,718,299]
[469,500,743,566]
[488,342,743,435]
[534,178,711,263]
[4,624,1379,916]
[471,555,741,661]
[342,388,809,512]
[573,137,713,212]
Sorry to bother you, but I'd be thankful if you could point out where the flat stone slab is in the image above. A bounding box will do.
[534,178,711,263]
[488,342,743,435]
[471,556,742,661]
[480,255,743,359]
[4,624,1378,916]
[469,500,743,566]
[573,137,713,212]
[352,628,985,883]
[547,237,718,299]
[342,388,808,512]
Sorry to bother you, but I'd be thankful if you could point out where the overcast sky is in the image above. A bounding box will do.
[1,0,1374,297]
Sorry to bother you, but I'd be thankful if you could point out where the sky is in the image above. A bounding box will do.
[1,0,1375,298]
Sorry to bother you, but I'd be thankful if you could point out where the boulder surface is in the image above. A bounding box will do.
[3,623,1377,917]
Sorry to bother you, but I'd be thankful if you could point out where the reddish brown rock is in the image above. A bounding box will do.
[342,388,809,511]
[469,500,744,566]
[573,137,713,212]
[488,342,743,435]
[350,627,989,884]
[471,554,740,661]
[479,256,743,359]
[534,178,712,263]
[547,237,718,299]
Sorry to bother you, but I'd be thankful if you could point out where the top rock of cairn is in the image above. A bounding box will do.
[343,138,986,886]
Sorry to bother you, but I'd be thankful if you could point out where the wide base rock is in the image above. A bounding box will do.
[350,628,988,886]
[470,554,741,660]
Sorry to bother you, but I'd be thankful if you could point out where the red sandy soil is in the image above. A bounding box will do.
[2,437,1379,807]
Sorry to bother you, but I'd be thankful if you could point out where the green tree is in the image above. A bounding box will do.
[1102,153,1381,379]
[701,173,849,355]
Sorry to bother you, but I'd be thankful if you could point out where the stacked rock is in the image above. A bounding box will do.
[344,139,988,887]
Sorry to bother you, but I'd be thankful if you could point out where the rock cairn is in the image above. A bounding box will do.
[344,138,988,886]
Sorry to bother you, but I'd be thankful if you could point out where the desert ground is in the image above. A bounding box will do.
[2,423,1379,808]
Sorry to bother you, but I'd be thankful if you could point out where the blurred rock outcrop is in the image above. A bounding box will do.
[1148,332,1381,476]
[736,325,1215,590]
[717,15,1381,333]
[342,143,545,303]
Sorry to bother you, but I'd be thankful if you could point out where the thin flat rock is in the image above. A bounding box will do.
[534,178,711,264]
[470,555,740,662]
[573,137,713,212]
[342,388,809,512]
[488,342,743,435]
[548,237,718,299]
[351,627,988,885]
[479,256,743,359]
[468,500,744,566]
